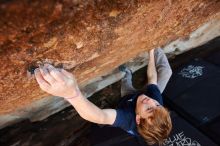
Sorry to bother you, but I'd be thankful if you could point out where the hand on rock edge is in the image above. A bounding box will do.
[34,64,81,99]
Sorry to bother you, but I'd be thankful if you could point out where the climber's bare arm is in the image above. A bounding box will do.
[147,49,157,85]
[34,64,116,125]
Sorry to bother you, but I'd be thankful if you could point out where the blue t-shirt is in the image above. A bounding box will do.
[111,84,163,136]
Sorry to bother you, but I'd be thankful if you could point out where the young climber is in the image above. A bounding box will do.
[34,48,172,145]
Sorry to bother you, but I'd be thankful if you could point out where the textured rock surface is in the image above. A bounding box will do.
[0,0,220,116]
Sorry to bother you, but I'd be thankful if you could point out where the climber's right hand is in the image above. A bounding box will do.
[34,64,82,99]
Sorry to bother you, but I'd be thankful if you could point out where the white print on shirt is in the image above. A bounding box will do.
[128,99,133,102]
[127,130,134,135]
[163,131,201,146]
[178,65,204,79]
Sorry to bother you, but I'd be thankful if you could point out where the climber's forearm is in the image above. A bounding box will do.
[66,92,116,124]
[147,49,157,85]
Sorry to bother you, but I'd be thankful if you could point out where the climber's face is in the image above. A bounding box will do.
[135,94,161,124]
